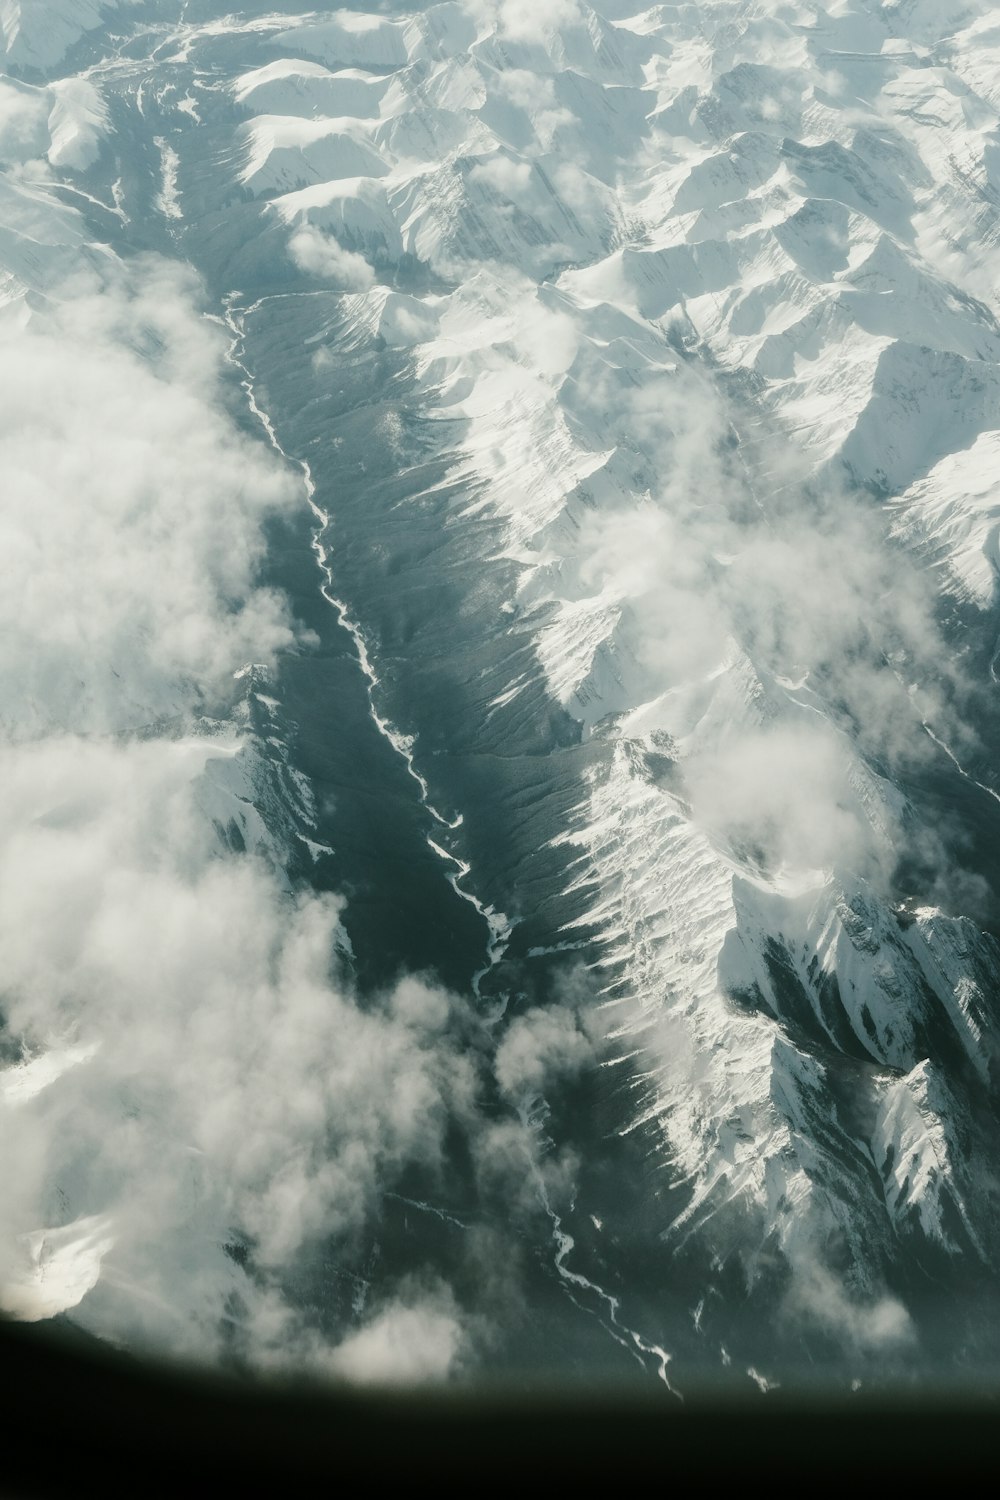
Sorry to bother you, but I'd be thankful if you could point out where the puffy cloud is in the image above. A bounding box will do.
[683,721,884,879]
[471,1116,581,1222]
[288,224,375,290]
[323,1282,467,1384]
[491,69,574,151]
[494,1002,595,1101]
[469,155,535,203]
[783,1251,915,1353]
[466,0,584,44]
[0,719,590,1369]
[0,733,479,1358]
[0,256,299,740]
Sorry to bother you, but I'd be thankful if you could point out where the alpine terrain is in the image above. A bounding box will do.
[3,0,1000,1393]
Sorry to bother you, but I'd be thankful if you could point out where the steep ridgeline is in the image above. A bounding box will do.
[7,0,1000,1384]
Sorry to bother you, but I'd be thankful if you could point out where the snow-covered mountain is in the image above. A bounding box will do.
[4,0,1000,1389]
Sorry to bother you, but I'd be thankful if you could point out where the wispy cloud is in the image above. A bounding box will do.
[289,224,375,290]
[530,330,977,888]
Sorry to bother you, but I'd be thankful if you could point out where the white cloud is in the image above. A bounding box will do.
[471,1118,563,1215]
[466,0,584,45]
[469,155,534,203]
[379,297,440,348]
[0,257,299,740]
[0,733,480,1360]
[0,713,586,1371]
[684,721,881,878]
[494,1002,594,1101]
[493,70,573,150]
[323,1283,467,1384]
[783,1251,915,1352]
[288,224,375,290]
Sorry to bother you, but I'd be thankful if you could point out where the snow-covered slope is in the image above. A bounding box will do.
[0,1,133,70]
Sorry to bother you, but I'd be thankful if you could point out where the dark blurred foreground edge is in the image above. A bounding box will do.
[1,1316,997,1490]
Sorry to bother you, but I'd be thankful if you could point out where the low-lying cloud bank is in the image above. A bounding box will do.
[0,731,477,1362]
[0,724,593,1372]
[0,243,595,1379]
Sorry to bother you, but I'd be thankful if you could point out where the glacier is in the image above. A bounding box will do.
[3,0,1000,1389]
